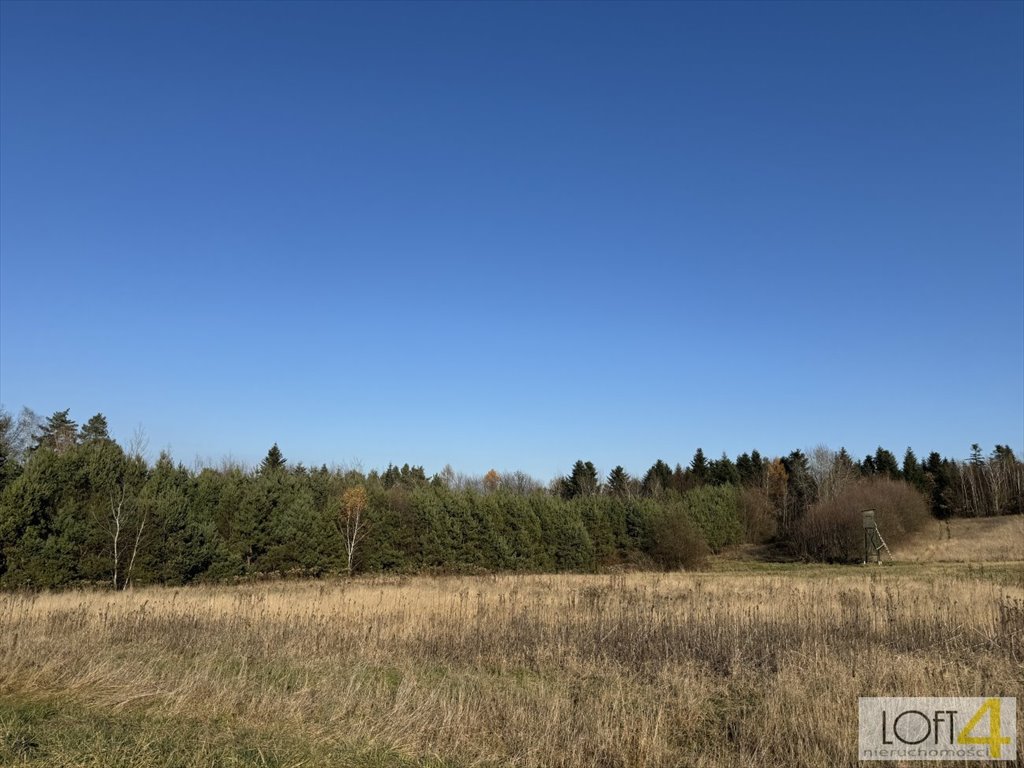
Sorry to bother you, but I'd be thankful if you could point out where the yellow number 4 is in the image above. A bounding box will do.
[957,698,1011,759]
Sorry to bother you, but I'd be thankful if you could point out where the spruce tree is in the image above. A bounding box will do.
[836,447,855,472]
[566,460,599,498]
[671,464,687,494]
[606,466,631,497]
[259,444,286,474]
[708,453,740,486]
[642,460,673,496]
[688,448,708,485]
[750,450,764,481]
[902,448,926,490]
[873,447,900,479]
[735,453,754,485]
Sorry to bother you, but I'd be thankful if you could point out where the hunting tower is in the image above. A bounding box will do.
[862,509,892,565]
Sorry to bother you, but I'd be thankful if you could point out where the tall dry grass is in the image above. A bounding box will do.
[1,569,1022,766]
[894,515,1024,563]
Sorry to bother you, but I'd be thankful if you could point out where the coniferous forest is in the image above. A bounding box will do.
[1,406,1021,589]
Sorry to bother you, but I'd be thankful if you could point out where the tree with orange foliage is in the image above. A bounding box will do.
[483,469,500,493]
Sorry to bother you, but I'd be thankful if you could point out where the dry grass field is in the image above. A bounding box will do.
[1,554,1022,768]
[891,514,1024,564]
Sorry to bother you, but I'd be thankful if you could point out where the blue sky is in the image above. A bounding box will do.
[1,1,1021,479]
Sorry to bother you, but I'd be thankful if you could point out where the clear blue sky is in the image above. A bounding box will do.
[1,1,1022,479]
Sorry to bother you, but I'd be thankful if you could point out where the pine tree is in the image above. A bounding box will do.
[34,410,79,454]
[969,443,984,466]
[80,413,111,443]
[992,445,1018,464]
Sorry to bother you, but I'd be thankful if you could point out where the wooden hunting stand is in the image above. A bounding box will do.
[862,509,892,565]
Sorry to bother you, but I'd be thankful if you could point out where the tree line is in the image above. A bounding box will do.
[0,407,1020,588]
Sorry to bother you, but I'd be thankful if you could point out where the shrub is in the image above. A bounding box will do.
[795,477,930,562]
[681,485,743,552]
[738,487,777,544]
[646,509,709,570]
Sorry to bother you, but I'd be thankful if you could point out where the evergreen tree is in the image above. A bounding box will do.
[688,448,708,485]
[991,445,1018,464]
[902,448,926,491]
[401,464,428,487]
[34,410,79,454]
[750,450,764,478]
[642,460,673,496]
[141,451,213,584]
[681,484,743,552]
[736,450,765,487]
[381,464,400,488]
[381,463,427,489]
[606,466,631,498]
[781,450,815,529]
[80,413,111,443]
[565,460,599,498]
[969,443,984,466]
[873,447,900,479]
[836,447,855,473]
[259,444,286,475]
[735,453,754,485]
[708,453,740,486]
[923,451,953,517]
[670,463,687,494]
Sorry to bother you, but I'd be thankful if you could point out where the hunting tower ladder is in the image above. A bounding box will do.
[862,509,892,565]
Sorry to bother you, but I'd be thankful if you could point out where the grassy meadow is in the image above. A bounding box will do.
[1,554,1022,767]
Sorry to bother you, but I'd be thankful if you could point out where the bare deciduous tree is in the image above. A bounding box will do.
[808,444,858,503]
[766,458,790,532]
[0,406,41,464]
[128,424,150,462]
[501,470,542,495]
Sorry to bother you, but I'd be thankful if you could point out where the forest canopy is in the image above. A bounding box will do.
[0,406,1020,589]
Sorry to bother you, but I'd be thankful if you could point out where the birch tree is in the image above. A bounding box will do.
[89,439,148,589]
[340,486,368,576]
